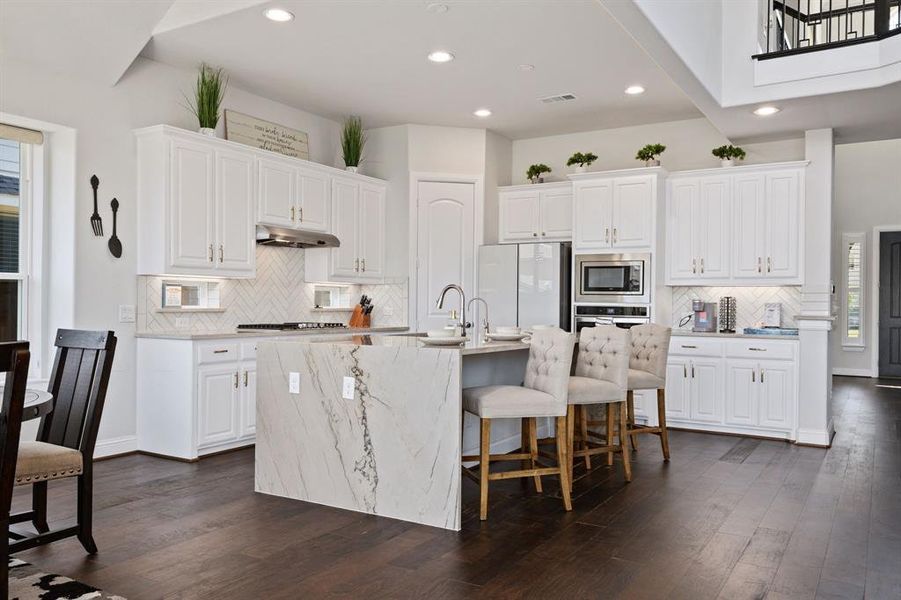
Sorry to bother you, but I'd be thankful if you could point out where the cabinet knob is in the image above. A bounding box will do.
[541,232,546,236]
[533,232,538,237]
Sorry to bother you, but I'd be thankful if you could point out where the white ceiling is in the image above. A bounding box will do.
[140,0,703,139]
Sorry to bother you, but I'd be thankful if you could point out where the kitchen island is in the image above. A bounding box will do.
[254,333,534,530]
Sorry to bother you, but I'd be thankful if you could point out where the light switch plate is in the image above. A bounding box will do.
[342,376,355,400]
[118,304,136,323]
[289,372,300,394]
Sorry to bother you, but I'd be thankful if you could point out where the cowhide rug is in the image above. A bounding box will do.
[8,558,126,600]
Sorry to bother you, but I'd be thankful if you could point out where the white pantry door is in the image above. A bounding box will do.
[416,181,476,332]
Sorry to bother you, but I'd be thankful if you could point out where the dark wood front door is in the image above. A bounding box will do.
[879,231,901,378]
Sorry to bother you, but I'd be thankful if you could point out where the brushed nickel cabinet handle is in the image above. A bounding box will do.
[760,369,765,383]
[681,344,698,349]
[683,364,687,378]
[692,258,697,274]
[700,258,705,273]
[354,258,359,272]
[757,257,762,273]
[291,206,296,221]
[691,364,695,378]
[208,244,213,262]
[213,349,229,354]
[749,347,766,352]
[299,207,303,222]
[361,258,366,272]
[605,228,610,243]
[752,370,756,383]
[613,228,618,243]
[234,372,239,389]
[219,244,224,263]
[767,257,772,273]
[243,371,249,387]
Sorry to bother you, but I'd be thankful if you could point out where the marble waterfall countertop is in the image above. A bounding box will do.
[672,329,799,341]
[134,326,409,340]
[302,332,532,355]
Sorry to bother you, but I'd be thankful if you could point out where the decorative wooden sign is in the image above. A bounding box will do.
[224,110,310,159]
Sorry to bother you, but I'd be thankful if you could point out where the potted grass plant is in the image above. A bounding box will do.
[566,152,598,173]
[636,143,666,166]
[712,144,746,167]
[187,63,227,137]
[526,163,552,183]
[341,116,365,173]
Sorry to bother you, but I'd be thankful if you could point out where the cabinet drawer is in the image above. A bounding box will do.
[669,337,723,357]
[197,343,239,364]
[725,339,796,361]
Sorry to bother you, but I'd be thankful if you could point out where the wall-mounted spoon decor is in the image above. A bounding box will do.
[108,198,122,258]
[90,174,103,236]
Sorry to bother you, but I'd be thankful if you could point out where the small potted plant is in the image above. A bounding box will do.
[636,143,666,166]
[566,152,598,173]
[711,144,746,167]
[526,163,552,184]
[341,116,365,173]
[187,63,227,136]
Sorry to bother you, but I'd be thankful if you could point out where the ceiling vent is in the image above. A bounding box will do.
[539,93,577,104]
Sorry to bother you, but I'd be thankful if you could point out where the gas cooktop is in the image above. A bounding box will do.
[236,322,347,332]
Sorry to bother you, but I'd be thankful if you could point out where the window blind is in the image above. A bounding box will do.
[0,123,43,145]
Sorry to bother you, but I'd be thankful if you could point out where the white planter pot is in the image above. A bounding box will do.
[721,159,735,167]
[345,166,359,173]
[646,159,660,167]
[199,127,217,137]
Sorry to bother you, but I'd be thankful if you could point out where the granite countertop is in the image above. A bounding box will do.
[270,332,532,356]
[134,326,409,340]
[672,329,799,341]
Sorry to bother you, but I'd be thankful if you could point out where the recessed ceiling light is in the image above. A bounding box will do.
[427,50,455,63]
[625,85,645,95]
[264,8,294,22]
[473,108,492,118]
[753,105,781,116]
[519,64,535,72]
[426,3,449,13]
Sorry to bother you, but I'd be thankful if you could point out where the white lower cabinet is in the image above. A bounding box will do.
[667,336,798,440]
[137,337,261,460]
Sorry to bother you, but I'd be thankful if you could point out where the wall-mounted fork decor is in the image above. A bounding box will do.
[89,174,103,236]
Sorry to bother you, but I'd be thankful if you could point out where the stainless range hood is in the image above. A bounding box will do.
[256,225,340,249]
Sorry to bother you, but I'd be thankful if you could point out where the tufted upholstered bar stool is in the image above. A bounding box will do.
[566,325,632,488]
[625,323,673,459]
[462,328,576,520]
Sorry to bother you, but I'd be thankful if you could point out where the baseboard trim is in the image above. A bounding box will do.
[795,423,833,447]
[93,435,138,459]
[832,368,873,377]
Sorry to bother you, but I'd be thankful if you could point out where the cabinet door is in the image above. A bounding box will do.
[612,177,653,248]
[764,171,801,280]
[539,189,573,241]
[697,176,731,279]
[169,138,215,270]
[330,178,360,277]
[689,359,723,423]
[298,167,330,232]
[240,365,257,438]
[573,180,613,250]
[499,191,540,242]
[215,148,256,275]
[257,157,296,227]
[358,184,385,279]
[732,174,766,279]
[725,360,758,426]
[667,179,698,281]
[197,365,239,448]
[664,359,690,419]
[758,360,793,430]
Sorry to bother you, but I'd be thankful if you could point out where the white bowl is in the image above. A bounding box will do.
[495,326,521,335]
[531,324,554,331]
[427,329,456,338]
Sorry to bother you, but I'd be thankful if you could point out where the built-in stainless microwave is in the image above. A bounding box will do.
[575,253,650,304]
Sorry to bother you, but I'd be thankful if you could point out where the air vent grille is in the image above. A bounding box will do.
[539,93,577,104]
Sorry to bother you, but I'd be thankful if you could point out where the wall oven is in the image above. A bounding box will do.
[575,253,650,304]
[574,305,650,332]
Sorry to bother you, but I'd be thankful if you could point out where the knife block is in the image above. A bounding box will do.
[348,305,371,329]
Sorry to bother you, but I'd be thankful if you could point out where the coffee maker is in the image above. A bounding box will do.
[692,300,718,333]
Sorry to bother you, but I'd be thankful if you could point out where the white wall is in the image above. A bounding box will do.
[0,55,342,453]
[483,131,513,245]
[407,125,487,174]
[832,138,901,375]
[511,117,803,184]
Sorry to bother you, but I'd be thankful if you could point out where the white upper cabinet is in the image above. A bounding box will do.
[666,163,805,285]
[497,183,572,243]
[298,167,331,232]
[571,170,662,252]
[258,157,331,232]
[359,183,386,278]
[138,126,256,278]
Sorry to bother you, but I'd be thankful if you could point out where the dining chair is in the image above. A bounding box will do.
[566,325,632,488]
[625,323,672,459]
[0,341,31,598]
[9,329,116,555]
[461,328,576,520]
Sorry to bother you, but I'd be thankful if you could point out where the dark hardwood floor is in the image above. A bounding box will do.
[10,376,901,599]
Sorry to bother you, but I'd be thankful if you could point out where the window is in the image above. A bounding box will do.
[842,232,866,349]
[0,137,31,342]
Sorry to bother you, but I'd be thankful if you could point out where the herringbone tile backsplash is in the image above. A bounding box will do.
[670,286,802,330]
[137,245,408,333]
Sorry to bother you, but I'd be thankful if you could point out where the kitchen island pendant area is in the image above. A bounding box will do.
[254,334,532,531]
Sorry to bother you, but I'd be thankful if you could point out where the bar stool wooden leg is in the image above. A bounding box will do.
[555,415,572,511]
[657,388,670,461]
[579,405,591,470]
[32,481,49,533]
[627,390,639,451]
[606,403,615,467]
[528,417,542,493]
[566,405,576,493]
[479,418,491,521]
[618,401,632,482]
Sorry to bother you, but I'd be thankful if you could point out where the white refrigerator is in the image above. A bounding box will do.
[477,243,572,331]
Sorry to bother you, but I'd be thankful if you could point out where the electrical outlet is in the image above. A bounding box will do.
[118,304,136,323]
[289,372,300,394]
[342,376,355,400]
